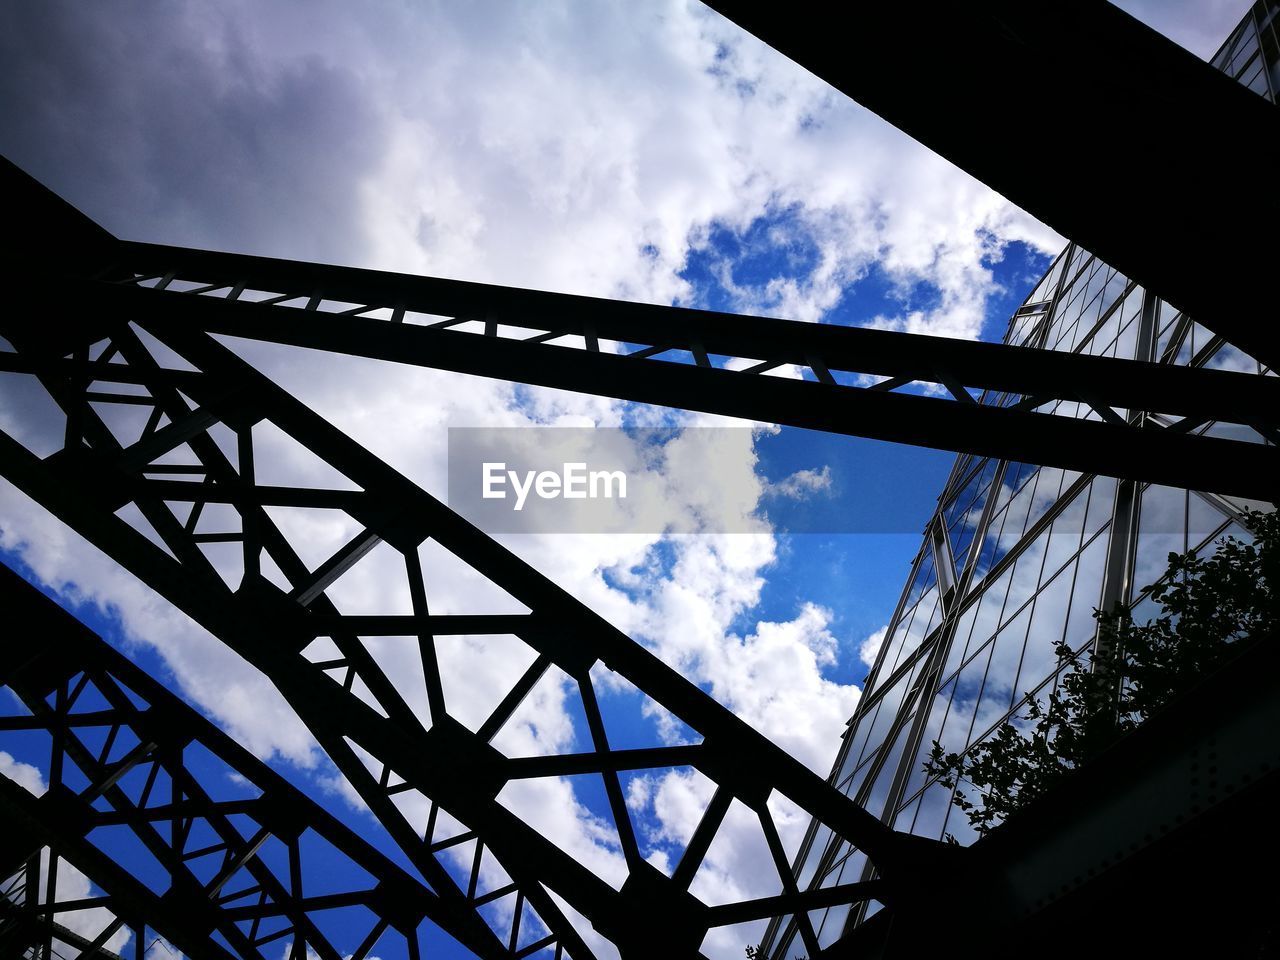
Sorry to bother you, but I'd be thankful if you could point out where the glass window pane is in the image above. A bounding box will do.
[1083,476,1117,539]
[1041,487,1088,580]
[1064,530,1108,651]
[909,781,954,841]
[937,643,990,754]
[1133,484,1186,595]
[1015,558,1074,695]
[972,604,1031,741]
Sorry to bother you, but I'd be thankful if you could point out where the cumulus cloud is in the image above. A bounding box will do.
[768,465,834,500]
[0,750,45,796]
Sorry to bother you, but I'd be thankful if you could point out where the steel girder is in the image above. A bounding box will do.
[700,0,1280,373]
[6,157,1278,500]
[37,238,1280,502]
[0,276,978,958]
[0,565,524,960]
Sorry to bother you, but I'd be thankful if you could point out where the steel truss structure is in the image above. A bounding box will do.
[0,565,518,960]
[1,2,1278,958]
[1,253,952,958]
[32,237,1277,501]
[3,163,934,959]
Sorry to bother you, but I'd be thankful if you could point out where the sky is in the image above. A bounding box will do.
[0,2,1252,958]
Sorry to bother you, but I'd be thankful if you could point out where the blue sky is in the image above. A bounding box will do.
[0,2,1248,957]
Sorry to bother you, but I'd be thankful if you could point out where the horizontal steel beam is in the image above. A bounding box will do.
[701,0,1280,372]
[114,240,1279,423]
[7,160,1277,501]
[59,245,1278,501]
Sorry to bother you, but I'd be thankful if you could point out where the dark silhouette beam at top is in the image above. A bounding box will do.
[702,0,1280,372]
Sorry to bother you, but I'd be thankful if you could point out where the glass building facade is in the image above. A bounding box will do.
[765,3,1279,954]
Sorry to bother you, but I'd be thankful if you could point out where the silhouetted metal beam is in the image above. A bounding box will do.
[0,896,129,960]
[0,778,236,960]
[700,0,1280,371]
[60,240,1278,501]
[8,158,1278,501]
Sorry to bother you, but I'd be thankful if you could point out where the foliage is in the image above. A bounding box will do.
[923,507,1278,838]
[748,943,802,960]
[747,944,802,960]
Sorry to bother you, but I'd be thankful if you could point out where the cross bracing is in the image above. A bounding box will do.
[0,566,515,960]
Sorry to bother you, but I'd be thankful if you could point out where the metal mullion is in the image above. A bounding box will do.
[962,470,1096,625]
[871,594,983,844]
[855,619,946,721]
[857,542,930,701]
[1067,279,1139,358]
[848,684,926,816]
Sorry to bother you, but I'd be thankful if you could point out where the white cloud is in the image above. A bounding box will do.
[0,750,45,796]
[769,465,833,500]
